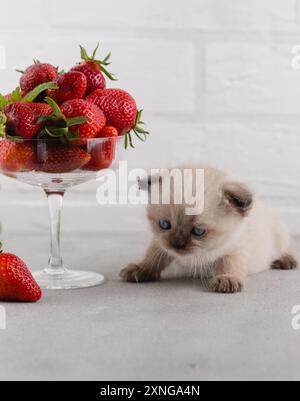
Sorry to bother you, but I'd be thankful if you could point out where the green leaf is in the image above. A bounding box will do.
[127,133,134,149]
[37,115,57,124]
[134,126,149,135]
[44,126,60,138]
[0,94,8,110]
[67,131,80,140]
[99,65,117,81]
[0,112,7,137]
[50,127,69,136]
[45,96,65,119]
[10,87,23,102]
[66,116,88,127]
[123,109,150,149]
[79,43,117,81]
[0,112,7,125]
[0,87,23,110]
[92,42,100,60]
[37,130,47,139]
[100,52,111,66]
[23,82,59,102]
[133,130,146,142]
[135,109,143,124]
[80,45,90,61]
[5,134,24,143]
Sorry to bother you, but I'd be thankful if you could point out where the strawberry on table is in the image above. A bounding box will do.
[87,88,149,148]
[5,102,53,139]
[71,43,116,95]
[0,244,42,302]
[0,139,37,172]
[20,61,58,94]
[38,142,91,173]
[47,71,87,105]
[84,126,118,171]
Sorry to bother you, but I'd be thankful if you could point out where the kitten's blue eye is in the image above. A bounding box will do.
[159,219,172,230]
[192,227,206,237]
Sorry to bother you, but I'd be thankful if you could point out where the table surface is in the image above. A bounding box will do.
[0,231,300,381]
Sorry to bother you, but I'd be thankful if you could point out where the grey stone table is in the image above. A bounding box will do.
[0,231,300,381]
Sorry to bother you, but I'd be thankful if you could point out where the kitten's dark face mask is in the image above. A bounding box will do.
[146,173,254,257]
[157,217,208,255]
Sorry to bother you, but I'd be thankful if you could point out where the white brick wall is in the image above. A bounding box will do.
[0,0,300,234]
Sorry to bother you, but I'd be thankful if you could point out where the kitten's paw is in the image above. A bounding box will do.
[272,254,298,271]
[209,274,243,294]
[120,264,160,283]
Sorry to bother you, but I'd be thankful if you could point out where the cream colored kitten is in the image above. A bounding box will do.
[120,165,297,293]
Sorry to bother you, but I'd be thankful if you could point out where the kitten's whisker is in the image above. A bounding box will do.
[144,247,165,280]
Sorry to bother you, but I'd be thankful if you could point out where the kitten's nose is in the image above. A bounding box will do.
[171,237,186,250]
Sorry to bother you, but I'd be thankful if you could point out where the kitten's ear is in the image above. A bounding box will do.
[223,181,253,216]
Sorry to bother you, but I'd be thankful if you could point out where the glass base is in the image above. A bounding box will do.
[33,268,105,290]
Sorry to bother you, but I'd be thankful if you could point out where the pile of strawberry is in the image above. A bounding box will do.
[0,44,149,173]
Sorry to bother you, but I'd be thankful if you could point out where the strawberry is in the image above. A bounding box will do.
[86,89,149,148]
[20,62,58,94]
[47,71,87,105]
[71,43,116,95]
[99,126,118,139]
[60,99,106,141]
[84,126,118,171]
[0,247,42,302]
[0,139,37,172]
[38,142,91,173]
[5,102,53,139]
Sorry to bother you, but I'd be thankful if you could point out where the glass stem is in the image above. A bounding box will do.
[45,191,65,275]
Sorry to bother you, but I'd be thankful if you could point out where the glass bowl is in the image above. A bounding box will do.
[0,137,124,290]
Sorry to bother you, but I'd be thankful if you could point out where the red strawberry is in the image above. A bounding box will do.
[99,126,118,139]
[5,102,53,139]
[60,99,106,141]
[87,89,149,147]
[20,62,58,94]
[84,126,118,171]
[71,44,116,95]
[0,249,42,302]
[72,61,105,96]
[0,139,37,172]
[47,71,87,105]
[38,142,91,173]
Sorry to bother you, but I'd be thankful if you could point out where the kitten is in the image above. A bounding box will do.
[120,165,297,293]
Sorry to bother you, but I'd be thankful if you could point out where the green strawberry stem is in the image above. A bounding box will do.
[124,110,150,150]
[80,43,117,81]
[0,82,59,112]
[0,87,23,111]
[0,112,24,142]
[0,112,7,137]
[37,97,87,143]
[23,82,59,102]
